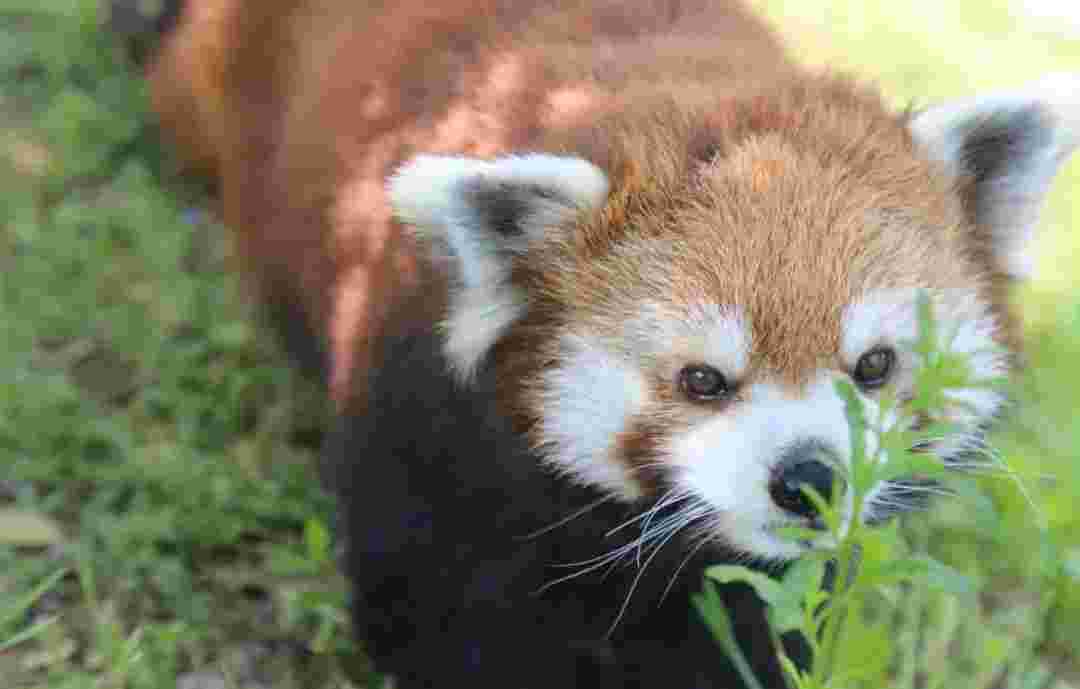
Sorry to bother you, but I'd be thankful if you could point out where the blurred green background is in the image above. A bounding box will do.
[1,1,1078,687]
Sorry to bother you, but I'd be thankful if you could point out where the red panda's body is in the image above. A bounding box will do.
[146,0,801,400]
[135,1,1080,686]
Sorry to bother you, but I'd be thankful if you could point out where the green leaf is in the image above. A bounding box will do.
[264,546,321,577]
[692,583,768,689]
[801,486,841,534]
[782,557,826,598]
[705,565,789,609]
[833,379,868,468]
[853,522,901,571]
[914,290,937,353]
[0,616,60,653]
[0,568,68,630]
[692,581,734,644]
[304,517,332,566]
[868,556,975,597]
[832,598,892,685]
[768,593,805,634]
[705,564,807,633]
[774,525,828,544]
[778,653,816,689]
[877,446,950,483]
[918,556,977,597]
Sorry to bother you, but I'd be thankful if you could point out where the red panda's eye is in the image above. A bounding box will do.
[853,347,896,389]
[679,365,730,402]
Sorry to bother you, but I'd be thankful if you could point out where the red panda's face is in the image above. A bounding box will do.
[389,75,1080,560]
[520,140,1009,559]
[528,250,1004,559]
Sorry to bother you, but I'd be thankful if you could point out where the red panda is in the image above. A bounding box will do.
[131,1,1080,686]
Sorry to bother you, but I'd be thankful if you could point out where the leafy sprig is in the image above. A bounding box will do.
[695,293,990,688]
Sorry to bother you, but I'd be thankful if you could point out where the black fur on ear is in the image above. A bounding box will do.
[387,154,609,381]
[910,74,1080,279]
[461,181,575,239]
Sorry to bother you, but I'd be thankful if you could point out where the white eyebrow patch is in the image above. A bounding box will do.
[841,291,921,365]
[842,288,997,362]
[632,302,751,377]
[841,287,1008,418]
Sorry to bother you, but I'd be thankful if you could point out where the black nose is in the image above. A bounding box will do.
[769,442,841,519]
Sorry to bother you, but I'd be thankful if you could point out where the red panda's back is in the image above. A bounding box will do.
[144,0,792,400]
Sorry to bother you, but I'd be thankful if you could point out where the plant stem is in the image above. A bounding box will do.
[819,545,854,682]
[812,486,865,687]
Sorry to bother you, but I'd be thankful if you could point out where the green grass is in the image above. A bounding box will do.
[0,3,362,687]
[1,0,1079,687]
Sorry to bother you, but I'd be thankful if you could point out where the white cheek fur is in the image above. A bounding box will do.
[535,333,649,500]
[531,303,753,507]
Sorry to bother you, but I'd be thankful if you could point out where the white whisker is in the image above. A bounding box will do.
[637,490,694,566]
[519,495,614,541]
[868,496,920,510]
[549,540,640,569]
[660,529,714,605]
[606,510,695,637]
[535,545,634,594]
[888,483,955,498]
[605,488,685,538]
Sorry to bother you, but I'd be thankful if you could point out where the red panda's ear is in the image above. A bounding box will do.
[909,73,1080,280]
[388,154,609,381]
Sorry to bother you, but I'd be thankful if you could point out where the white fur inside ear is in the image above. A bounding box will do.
[387,153,610,381]
[910,73,1080,279]
[441,285,524,383]
[388,154,610,238]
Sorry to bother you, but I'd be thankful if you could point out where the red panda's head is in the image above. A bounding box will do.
[389,75,1080,561]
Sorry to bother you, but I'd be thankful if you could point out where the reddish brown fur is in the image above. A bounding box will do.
[147,0,1010,423]
[147,0,802,400]
[537,92,981,385]
[492,86,999,491]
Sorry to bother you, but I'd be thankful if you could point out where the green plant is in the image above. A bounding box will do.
[0,568,68,654]
[695,294,1006,688]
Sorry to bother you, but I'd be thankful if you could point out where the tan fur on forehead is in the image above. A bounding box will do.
[532,76,991,387]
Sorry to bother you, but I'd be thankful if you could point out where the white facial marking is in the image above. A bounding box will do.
[842,287,1007,421]
[388,153,610,381]
[668,373,858,560]
[694,303,752,375]
[536,333,649,499]
[632,302,751,378]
